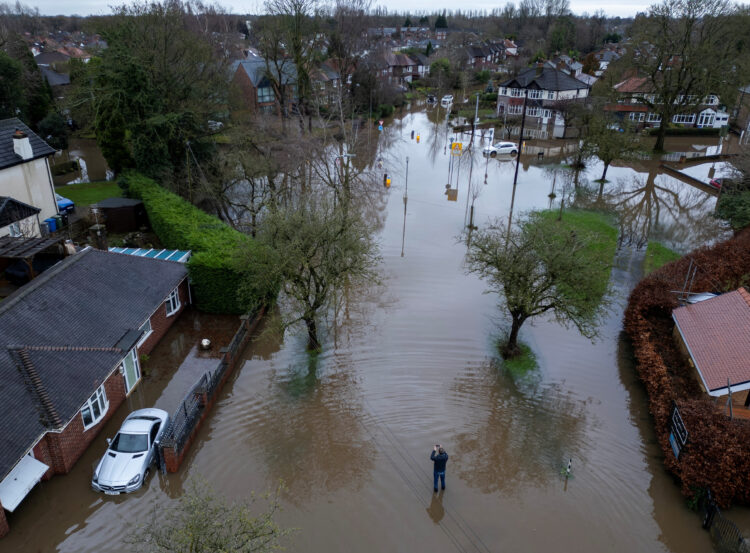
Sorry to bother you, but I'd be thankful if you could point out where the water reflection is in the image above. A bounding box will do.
[452,358,587,496]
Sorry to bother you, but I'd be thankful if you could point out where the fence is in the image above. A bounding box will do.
[158,310,263,472]
[700,490,750,553]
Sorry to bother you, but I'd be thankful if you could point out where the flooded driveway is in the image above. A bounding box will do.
[2,112,742,553]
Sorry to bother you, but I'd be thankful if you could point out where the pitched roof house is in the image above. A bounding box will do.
[673,288,750,398]
[0,248,190,536]
[496,66,590,137]
[0,119,58,237]
[230,59,298,115]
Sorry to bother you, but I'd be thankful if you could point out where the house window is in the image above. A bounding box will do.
[507,104,523,115]
[543,109,552,119]
[697,111,715,127]
[500,87,507,96]
[165,288,181,317]
[548,91,555,100]
[528,90,543,99]
[629,112,645,122]
[81,384,108,430]
[526,107,541,117]
[137,319,152,347]
[8,222,21,237]
[257,86,274,103]
[647,113,662,122]
[672,114,696,124]
[705,95,719,105]
[510,88,524,97]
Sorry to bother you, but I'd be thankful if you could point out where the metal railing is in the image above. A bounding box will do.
[700,490,750,553]
[158,317,251,464]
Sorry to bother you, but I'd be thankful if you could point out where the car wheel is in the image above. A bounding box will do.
[490,151,497,158]
[510,150,518,156]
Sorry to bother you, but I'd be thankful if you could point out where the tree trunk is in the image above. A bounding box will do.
[305,317,320,351]
[503,316,524,359]
[600,161,610,182]
[653,125,666,152]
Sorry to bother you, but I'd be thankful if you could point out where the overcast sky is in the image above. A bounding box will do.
[29,0,651,19]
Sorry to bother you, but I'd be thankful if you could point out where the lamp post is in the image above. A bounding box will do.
[507,88,528,243]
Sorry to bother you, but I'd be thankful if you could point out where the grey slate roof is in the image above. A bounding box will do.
[0,247,188,481]
[500,66,589,92]
[40,67,71,87]
[0,118,56,171]
[232,58,297,88]
[0,197,40,227]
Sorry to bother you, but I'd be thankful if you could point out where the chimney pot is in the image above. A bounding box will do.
[12,128,34,160]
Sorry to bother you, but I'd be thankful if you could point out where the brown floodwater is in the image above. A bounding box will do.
[2,111,745,553]
[52,138,112,186]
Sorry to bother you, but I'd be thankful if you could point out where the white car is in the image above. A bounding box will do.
[483,141,518,157]
[91,408,170,495]
[441,94,454,107]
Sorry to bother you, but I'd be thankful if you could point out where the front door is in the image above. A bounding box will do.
[122,348,141,394]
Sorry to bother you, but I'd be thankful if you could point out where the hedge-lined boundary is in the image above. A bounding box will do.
[124,173,276,314]
[624,228,750,506]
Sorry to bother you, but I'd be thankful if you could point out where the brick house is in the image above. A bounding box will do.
[497,65,590,137]
[608,76,729,130]
[0,247,189,536]
[230,58,298,115]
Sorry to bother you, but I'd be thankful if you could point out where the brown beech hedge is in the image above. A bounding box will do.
[624,227,750,507]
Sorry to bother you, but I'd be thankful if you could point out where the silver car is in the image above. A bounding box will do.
[92,408,170,495]
[483,141,519,157]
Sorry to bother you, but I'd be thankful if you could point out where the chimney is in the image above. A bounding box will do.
[12,129,33,160]
[536,62,544,76]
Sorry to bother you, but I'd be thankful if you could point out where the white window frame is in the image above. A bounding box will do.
[629,112,645,122]
[697,111,715,128]
[500,87,507,96]
[510,88,524,97]
[8,222,21,237]
[137,319,153,347]
[165,288,181,317]
[527,89,543,99]
[526,106,541,117]
[507,104,523,115]
[542,109,552,119]
[647,112,662,122]
[705,95,719,106]
[81,385,108,430]
[548,91,555,100]
[672,113,696,124]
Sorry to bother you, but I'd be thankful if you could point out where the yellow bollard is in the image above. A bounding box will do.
[416,134,420,143]
[386,178,391,187]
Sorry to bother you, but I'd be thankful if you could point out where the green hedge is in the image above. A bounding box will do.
[124,173,277,314]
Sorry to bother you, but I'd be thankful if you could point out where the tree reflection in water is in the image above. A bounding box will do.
[572,165,726,252]
[248,353,373,505]
[451,358,587,496]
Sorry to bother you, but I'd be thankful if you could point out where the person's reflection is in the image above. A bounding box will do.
[426,488,445,524]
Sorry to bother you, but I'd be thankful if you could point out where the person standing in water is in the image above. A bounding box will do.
[430,445,448,493]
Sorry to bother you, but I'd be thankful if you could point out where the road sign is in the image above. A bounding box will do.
[451,142,463,156]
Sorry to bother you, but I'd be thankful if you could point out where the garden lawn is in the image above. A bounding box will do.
[644,241,681,275]
[56,181,122,207]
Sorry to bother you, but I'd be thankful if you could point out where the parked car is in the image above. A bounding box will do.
[708,177,731,189]
[426,94,437,105]
[91,408,170,495]
[483,141,519,157]
[55,193,75,214]
[441,94,454,107]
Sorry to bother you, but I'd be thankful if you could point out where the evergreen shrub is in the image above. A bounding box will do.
[124,173,277,313]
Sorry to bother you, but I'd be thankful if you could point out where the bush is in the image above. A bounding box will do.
[716,186,750,231]
[624,228,750,507]
[125,173,277,313]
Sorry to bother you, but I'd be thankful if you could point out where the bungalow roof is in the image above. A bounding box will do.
[672,288,750,395]
[0,248,188,482]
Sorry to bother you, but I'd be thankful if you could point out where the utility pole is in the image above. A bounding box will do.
[507,88,528,244]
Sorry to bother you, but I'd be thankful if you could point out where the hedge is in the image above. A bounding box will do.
[123,173,277,314]
[624,227,750,506]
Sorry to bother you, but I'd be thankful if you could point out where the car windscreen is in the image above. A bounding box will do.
[110,432,149,453]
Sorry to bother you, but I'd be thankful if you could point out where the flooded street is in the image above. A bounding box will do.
[2,110,741,553]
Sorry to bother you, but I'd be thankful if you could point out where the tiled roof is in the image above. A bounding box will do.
[614,76,651,94]
[0,248,188,481]
[672,288,750,393]
[500,66,589,91]
[0,118,56,171]
[232,59,297,88]
[0,197,41,227]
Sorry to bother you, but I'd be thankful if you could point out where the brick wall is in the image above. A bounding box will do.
[138,278,189,356]
[230,67,259,113]
[42,367,126,475]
